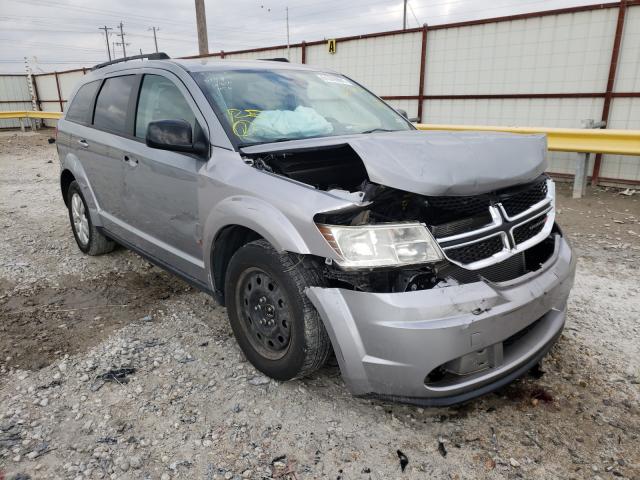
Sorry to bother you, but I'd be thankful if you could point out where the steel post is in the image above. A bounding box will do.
[573,152,590,199]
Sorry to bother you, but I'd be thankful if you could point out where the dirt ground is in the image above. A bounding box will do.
[0,131,639,480]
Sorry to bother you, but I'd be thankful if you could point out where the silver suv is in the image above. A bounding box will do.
[56,54,575,406]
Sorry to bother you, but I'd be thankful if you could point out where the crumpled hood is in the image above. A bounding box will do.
[242,130,548,196]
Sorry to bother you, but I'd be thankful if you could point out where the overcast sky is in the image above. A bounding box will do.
[0,0,607,73]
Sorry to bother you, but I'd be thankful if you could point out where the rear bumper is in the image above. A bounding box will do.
[306,235,575,406]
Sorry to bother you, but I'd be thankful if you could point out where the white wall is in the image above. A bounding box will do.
[425,9,618,96]
[0,75,32,128]
[1,4,639,183]
[306,32,423,97]
[615,5,640,92]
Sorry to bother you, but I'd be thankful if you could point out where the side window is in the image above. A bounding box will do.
[135,74,196,140]
[65,81,100,124]
[93,75,138,134]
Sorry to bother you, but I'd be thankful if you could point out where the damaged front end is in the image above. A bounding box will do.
[241,134,575,405]
[242,139,558,294]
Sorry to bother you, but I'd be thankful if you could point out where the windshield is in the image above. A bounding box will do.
[192,68,413,146]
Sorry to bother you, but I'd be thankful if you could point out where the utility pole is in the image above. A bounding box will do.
[149,26,159,53]
[403,0,408,29]
[98,25,113,61]
[194,0,209,55]
[286,6,290,60]
[117,21,127,58]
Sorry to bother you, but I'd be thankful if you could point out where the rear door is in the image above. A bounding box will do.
[117,71,209,281]
[83,74,140,234]
[59,80,102,206]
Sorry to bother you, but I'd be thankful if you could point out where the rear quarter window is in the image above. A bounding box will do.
[93,75,138,134]
[65,80,100,124]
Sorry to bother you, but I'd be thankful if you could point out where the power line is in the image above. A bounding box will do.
[408,1,421,27]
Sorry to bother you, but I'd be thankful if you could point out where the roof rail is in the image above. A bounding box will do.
[259,57,289,62]
[92,52,171,71]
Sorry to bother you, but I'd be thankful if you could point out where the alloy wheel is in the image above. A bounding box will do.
[71,192,90,246]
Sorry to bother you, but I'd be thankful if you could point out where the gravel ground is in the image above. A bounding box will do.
[1,131,639,480]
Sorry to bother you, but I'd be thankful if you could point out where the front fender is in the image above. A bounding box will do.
[203,195,311,258]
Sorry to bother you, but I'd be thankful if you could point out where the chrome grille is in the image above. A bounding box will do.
[435,179,556,270]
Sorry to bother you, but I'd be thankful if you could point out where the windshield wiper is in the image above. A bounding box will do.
[359,128,396,134]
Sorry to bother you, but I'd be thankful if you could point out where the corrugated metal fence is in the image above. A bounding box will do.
[1,1,639,185]
[0,75,32,129]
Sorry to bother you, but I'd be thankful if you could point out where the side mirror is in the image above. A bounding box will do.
[146,119,208,156]
[395,108,409,119]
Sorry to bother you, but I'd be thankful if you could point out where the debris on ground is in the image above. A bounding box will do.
[397,450,409,472]
[89,367,136,391]
[437,439,447,457]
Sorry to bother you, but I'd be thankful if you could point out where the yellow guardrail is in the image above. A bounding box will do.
[0,110,63,120]
[1,112,638,156]
[416,124,640,156]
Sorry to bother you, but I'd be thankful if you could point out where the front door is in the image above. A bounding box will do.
[119,73,207,281]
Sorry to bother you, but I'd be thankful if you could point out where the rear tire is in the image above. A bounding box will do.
[67,181,115,256]
[224,239,331,380]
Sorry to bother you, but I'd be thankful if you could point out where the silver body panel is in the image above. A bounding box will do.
[307,236,575,402]
[242,130,548,196]
[57,58,575,404]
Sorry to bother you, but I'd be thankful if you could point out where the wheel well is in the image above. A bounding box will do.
[212,225,263,303]
[60,170,75,207]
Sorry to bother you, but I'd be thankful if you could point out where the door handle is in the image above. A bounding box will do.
[123,155,138,167]
[77,139,89,148]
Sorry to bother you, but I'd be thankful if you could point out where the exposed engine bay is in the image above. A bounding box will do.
[243,144,558,293]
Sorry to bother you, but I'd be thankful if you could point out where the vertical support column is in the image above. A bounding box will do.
[25,57,40,129]
[592,0,627,186]
[301,41,307,64]
[573,119,606,198]
[31,76,41,112]
[194,0,209,56]
[416,24,428,123]
[573,153,590,199]
[54,71,64,112]
[220,50,225,59]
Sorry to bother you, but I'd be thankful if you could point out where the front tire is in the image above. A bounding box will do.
[224,239,331,380]
[67,181,115,256]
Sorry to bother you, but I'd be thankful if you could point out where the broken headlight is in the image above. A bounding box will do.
[317,223,444,268]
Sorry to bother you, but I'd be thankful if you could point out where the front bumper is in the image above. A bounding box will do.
[306,235,576,406]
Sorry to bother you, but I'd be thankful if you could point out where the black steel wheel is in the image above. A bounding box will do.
[236,267,292,360]
[224,239,331,380]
